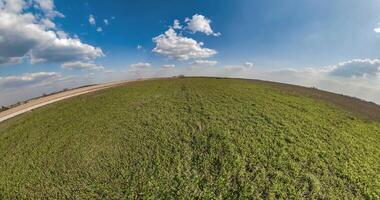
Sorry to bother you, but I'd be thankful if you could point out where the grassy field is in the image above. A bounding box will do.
[0,78,379,199]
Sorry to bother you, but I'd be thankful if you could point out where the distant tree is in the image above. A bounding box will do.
[1,106,9,112]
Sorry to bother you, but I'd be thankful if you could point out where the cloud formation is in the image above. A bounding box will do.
[104,19,109,26]
[185,14,220,36]
[172,19,182,30]
[130,62,151,68]
[192,60,218,66]
[61,61,104,71]
[328,59,380,78]
[0,0,103,65]
[88,15,96,25]
[152,28,217,60]
[128,62,152,75]
[35,0,63,18]
[0,72,60,88]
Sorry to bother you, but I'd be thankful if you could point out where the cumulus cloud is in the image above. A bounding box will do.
[35,0,54,12]
[34,0,63,18]
[29,38,104,64]
[0,72,60,88]
[137,45,143,50]
[185,14,220,36]
[374,27,380,33]
[1,0,25,13]
[172,19,182,29]
[192,60,218,66]
[328,59,380,78]
[152,28,217,60]
[88,14,96,25]
[128,62,152,75]
[61,61,104,71]
[96,27,103,32]
[130,62,151,68]
[41,18,56,29]
[0,0,104,65]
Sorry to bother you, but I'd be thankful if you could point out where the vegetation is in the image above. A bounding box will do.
[0,78,379,199]
[0,106,9,112]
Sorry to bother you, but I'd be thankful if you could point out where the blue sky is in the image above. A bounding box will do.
[1,0,380,105]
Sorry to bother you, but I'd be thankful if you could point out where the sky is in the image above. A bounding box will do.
[1,0,380,106]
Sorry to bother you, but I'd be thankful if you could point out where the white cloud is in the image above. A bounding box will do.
[223,63,254,72]
[61,61,104,71]
[56,30,68,39]
[88,14,96,25]
[35,0,53,11]
[244,62,254,68]
[328,59,380,78]
[185,14,220,36]
[130,62,151,68]
[172,19,182,29]
[30,38,103,64]
[192,60,218,66]
[0,72,60,88]
[374,27,380,33]
[0,0,103,65]
[34,0,63,18]
[96,27,103,32]
[152,28,217,60]
[104,19,109,25]
[1,0,25,13]
[128,62,152,74]
[41,18,56,29]
[162,64,175,69]
[137,45,143,50]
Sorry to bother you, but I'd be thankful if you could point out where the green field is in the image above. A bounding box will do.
[0,78,379,199]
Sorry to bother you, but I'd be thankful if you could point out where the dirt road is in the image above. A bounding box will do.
[0,80,133,123]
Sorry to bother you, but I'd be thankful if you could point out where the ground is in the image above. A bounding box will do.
[0,77,379,199]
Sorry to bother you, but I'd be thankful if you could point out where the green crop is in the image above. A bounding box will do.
[0,78,379,199]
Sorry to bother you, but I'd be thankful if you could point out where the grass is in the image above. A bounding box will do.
[0,77,379,199]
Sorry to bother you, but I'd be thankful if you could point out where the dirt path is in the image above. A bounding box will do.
[0,80,134,123]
